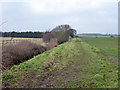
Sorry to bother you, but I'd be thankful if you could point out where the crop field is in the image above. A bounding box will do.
[81,37,118,58]
[2,37,118,88]
[0,37,43,46]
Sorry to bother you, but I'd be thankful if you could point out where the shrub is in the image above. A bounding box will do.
[46,38,58,50]
[51,24,77,44]
[2,40,47,70]
[43,32,55,43]
[43,25,77,45]
[53,31,70,44]
[43,32,58,49]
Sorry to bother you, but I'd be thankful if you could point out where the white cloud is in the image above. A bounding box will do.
[0,0,28,2]
[28,0,118,15]
[97,11,108,16]
[0,2,3,27]
[1,0,118,33]
[1,0,118,15]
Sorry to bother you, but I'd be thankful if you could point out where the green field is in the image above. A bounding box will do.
[2,38,118,88]
[82,37,118,58]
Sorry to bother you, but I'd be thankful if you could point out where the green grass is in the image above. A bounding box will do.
[81,37,118,58]
[81,37,118,88]
[2,38,118,88]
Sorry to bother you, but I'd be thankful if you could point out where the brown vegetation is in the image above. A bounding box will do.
[1,37,43,46]
[2,40,47,70]
[43,32,55,43]
[2,24,76,70]
[45,38,58,50]
[43,24,76,45]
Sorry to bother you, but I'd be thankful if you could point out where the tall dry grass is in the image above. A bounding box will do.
[2,40,47,70]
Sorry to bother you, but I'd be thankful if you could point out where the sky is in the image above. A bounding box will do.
[0,0,119,34]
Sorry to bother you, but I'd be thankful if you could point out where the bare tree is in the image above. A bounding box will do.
[43,24,77,47]
[43,31,55,43]
[51,24,76,44]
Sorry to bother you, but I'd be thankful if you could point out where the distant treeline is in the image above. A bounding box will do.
[2,31,44,38]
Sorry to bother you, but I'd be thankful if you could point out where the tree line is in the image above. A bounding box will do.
[2,25,77,40]
[2,31,44,38]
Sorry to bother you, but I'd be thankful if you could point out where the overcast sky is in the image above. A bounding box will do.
[0,0,119,34]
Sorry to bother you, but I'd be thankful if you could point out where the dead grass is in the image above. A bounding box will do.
[2,40,47,70]
[1,37,44,46]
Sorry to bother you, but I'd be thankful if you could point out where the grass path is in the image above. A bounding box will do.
[2,38,118,88]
